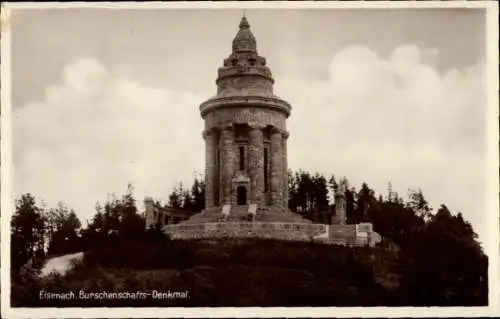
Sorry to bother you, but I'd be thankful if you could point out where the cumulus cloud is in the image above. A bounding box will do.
[14,45,487,240]
[277,45,487,238]
[14,57,205,222]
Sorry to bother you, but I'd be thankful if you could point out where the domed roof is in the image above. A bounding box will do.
[232,16,257,53]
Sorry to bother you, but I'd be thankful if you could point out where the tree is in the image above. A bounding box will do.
[190,176,205,212]
[80,202,106,251]
[181,187,195,212]
[399,204,487,305]
[119,184,144,239]
[91,202,106,232]
[344,185,356,224]
[80,184,146,250]
[167,186,182,209]
[387,182,394,202]
[407,189,432,222]
[11,194,46,270]
[47,207,82,256]
[312,173,329,210]
[349,183,376,224]
[287,170,330,222]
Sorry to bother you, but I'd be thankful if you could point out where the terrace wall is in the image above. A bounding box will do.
[162,222,381,247]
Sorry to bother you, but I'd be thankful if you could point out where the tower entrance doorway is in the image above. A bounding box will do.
[237,186,247,205]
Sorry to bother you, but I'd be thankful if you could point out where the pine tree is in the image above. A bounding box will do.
[167,186,182,209]
[11,194,46,270]
[407,188,432,222]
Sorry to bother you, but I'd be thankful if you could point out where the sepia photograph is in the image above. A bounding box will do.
[1,1,498,318]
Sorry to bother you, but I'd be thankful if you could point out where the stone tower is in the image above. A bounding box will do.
[200,16,291,210]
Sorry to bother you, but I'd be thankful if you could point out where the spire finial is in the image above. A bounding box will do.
[232,14,257,53]
[239,15,250,29]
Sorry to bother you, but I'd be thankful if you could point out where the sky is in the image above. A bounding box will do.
[10,8,489,240]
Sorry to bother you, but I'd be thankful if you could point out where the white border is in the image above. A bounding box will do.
[1,2,14,316]
[1,1,499,318]
[485,0,500,316]
[1,1,498,10]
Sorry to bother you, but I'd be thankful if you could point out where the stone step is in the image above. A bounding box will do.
[181,207,221,223]
[253,208,307,222]
[228,205,253,221]
[178,206,313,224]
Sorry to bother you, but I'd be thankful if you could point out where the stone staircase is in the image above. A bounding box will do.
[178,205,312,224]
[255,206,312,223]
[181,207,222,224]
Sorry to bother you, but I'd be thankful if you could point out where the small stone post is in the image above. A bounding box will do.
[144,197,156,229]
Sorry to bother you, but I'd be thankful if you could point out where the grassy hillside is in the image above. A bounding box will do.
[14,237,405,307]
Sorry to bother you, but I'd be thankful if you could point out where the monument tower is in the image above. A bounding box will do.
[144,16,381,247]
[200,16,291,210]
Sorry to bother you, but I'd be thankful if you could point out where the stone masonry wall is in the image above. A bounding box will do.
[161,222,381,247]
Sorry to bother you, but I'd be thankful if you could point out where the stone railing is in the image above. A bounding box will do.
[162,222,381,247]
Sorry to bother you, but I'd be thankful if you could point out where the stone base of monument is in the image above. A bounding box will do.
[161,206,382,247]
[181,205,311,224]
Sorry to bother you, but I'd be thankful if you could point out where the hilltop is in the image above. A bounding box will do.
[10,176,488,307]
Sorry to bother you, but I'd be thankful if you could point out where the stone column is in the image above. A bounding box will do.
[282,131,289,210]
[203,130,216,208]
[219,125,235,205]
[270,127,283,207]
[248,124,265,205]
[144,197,155,229]
[335,189,346,225]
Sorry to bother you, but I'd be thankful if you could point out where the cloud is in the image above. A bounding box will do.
[14,45,487,241]
[276,45,487,238]
[14,57,205,223]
